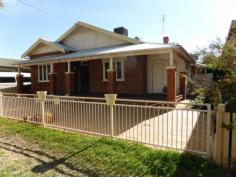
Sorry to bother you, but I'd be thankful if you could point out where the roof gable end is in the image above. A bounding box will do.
[56,21,143,45]
[22,39,69,58]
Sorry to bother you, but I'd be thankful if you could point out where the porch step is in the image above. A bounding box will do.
[176,94,183,102]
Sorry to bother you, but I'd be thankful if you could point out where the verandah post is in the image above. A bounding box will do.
[106,57,116,94]
[16,67,24,93]
[37,91,47,126]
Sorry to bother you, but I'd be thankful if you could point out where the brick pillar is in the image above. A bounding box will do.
[65,72,74,95]
[167,66,176,102]
[16,74,24,93]
[180,73,187,100]
[49,73,57,95]
[107,69,116,94]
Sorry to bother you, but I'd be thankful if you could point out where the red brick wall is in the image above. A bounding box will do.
[31,65,50,93]
[167,67,176,102]
[89,55,147,94]
[30,63,66,94]
[30,56,147,95]
[54,63,67,95]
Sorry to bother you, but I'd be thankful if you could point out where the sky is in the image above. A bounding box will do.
[0,0,236,59]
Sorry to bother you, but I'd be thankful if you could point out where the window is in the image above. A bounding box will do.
[38,64,51,82]
[103,60,125,81]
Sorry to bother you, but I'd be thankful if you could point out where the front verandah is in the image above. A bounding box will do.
[16,49,188,102]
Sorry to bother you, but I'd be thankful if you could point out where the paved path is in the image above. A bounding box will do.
[117,109,207,153]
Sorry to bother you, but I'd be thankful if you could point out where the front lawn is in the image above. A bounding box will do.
[0,117,231,177]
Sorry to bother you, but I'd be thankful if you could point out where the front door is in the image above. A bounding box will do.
[80,62,89,94]
[147,55,168,93]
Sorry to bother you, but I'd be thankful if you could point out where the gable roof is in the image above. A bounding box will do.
[21,38,75,58]
[56,21,143,45]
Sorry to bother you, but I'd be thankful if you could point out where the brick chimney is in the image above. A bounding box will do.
[114,27,128,36]
[163,36,169,44]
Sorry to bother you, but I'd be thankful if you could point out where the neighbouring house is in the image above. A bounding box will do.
[0,58,30,92]
[227,20,236,41]
[16,21,196,102]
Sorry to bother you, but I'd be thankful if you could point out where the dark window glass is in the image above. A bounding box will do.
[47,65,50,73]
[47,65,50,80]
[39,66,42,81]
[116,61,122,79]
[43,65,47,80]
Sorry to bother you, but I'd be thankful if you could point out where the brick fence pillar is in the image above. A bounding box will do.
[107,69,116,94]
[16,74,24,93]
[65,72,74,96]
[49,73,57,95]
[179,73,187,100]
[167,66,176,102]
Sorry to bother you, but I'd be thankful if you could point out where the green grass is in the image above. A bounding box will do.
[0,117,230,177]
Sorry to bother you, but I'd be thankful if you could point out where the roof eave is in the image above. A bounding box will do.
[16,46,179,67]
[175,44,195,63]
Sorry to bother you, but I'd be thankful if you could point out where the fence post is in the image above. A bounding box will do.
[0,92,3,117]
[37,91,47,126]
[206,104,212,159]
[231,113,236,170]
[213,104,225,166]
[105,94,117,137]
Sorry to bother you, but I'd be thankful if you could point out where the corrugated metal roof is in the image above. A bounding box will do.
[17,43,184,65]
[0,58,22,67]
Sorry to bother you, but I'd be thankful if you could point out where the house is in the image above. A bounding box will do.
[227,20,236,41]
[0,58,29,73]
[0,58,30,92]
[16,21,195,102]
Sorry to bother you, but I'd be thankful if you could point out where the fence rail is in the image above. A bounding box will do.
[0,93,210,156]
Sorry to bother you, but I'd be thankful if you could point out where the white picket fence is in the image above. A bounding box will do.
[0,93,211,156]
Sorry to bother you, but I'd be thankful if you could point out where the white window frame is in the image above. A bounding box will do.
[102,59,125,82]
[38,64,51,82]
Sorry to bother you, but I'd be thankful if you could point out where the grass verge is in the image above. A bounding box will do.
[0,117,230,177]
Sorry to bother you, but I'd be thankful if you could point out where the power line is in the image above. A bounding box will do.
[18,0,71,23]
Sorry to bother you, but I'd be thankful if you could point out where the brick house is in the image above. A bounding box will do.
[17,21,195,102]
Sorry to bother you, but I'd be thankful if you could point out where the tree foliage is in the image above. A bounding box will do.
[193,38,236,105]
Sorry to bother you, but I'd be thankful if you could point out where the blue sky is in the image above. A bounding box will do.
[0,0,236,59]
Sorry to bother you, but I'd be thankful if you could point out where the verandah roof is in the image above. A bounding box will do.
[17,43,193,66]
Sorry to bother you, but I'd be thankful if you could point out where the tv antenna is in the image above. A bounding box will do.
[161,15,166,37]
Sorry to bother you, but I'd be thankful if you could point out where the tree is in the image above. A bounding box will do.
[0,0,3,8]
[193,38,236,106]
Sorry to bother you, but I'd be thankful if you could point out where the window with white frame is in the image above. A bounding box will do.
[103,59,125,81]
[38,64,51,82]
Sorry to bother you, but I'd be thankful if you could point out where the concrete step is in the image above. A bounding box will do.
[176,94,183,102]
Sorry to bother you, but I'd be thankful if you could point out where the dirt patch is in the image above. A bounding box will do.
[0,133,88,177]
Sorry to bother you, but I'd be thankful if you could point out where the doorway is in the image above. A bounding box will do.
[80,62,90,94]
[147,55,168,93]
